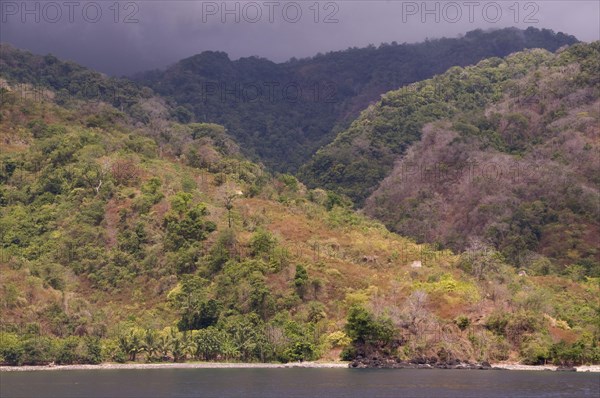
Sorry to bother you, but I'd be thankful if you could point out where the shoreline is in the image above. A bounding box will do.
[0,362,349,372]
[492,363,600,372]
[2,362,599,372]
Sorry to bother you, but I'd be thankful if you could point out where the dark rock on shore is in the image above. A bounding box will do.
[556,366,577,372]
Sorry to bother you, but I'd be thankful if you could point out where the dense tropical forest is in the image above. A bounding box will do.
[136,27,577,172]
[0,30,598,367]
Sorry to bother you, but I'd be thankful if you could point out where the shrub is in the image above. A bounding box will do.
[84,336,103,364]
[277,174,299,192]
[485,312,509,336]
[284,341,316,362]
[344,306,396,357]
[340,346,357,361]
[520,334,552,365]
[110,158,140,186]
[104,339,127,363]
[294,265,309,298]
[326,331,351,348]
[20,336,56,365]
[0,332,24,365]
[455,315,471,331]
[249,229,277,258]
[213,173,226,186]
[56,336,82,364]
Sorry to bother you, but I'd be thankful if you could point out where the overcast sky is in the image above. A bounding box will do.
[1,1,599,76]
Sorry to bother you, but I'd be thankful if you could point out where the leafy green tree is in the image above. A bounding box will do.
[84,336,103,364]
[190,327,227,361]
[172,106,193,123]
[294,265,309,299]
[520,334,552,365]
[249,229,277,258]
[325,191,352,211]
[284,342,315,362]
[118,222,147,259]
[0,333,24,365]
[208,229,237,273]
[178,299,220,331]
[164,196,216,251]
[168,245,202,275]
[307,301,327,323]
[344,306,396,357]
[169,275,221,331]
[56,337,81,364]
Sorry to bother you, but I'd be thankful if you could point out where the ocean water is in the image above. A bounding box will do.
[1,368,599,398]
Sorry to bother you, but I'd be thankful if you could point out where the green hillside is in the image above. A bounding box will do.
[301,42,594,202]
[363,43,600,273]
[1,56,598,367]
[137,28,577,172]
[301,41,599,273]
[0,39,600,365]
[0,43,155,126]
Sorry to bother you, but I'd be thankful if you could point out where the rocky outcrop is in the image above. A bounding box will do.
[556,366,577,372]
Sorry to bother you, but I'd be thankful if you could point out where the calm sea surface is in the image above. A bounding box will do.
[1,368,599,398]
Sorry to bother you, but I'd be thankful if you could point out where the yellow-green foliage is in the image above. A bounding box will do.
[414,273,480,303]
[326,331,351,348]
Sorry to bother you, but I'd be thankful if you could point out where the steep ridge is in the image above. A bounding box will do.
[137,28,577,172]
[354,42,600,274]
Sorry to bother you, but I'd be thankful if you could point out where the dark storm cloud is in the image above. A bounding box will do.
[1,1,599,76]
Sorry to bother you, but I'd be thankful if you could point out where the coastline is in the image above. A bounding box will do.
[492,363,600,372]
[2,362,599,372]
[0,361,349,372]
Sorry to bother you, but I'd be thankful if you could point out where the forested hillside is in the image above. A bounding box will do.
[0,39,598,368]
[137,28,577,171]
[0,43,157,126]
[364,43,600,275]
[302,41,599,277]
[301,42,595,202]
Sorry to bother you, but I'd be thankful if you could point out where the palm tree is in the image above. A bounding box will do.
[118,328,144,362]
[221,338,240,362]
[156,330,172,361]
[169,328,189,362]
[143,329,159,362]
